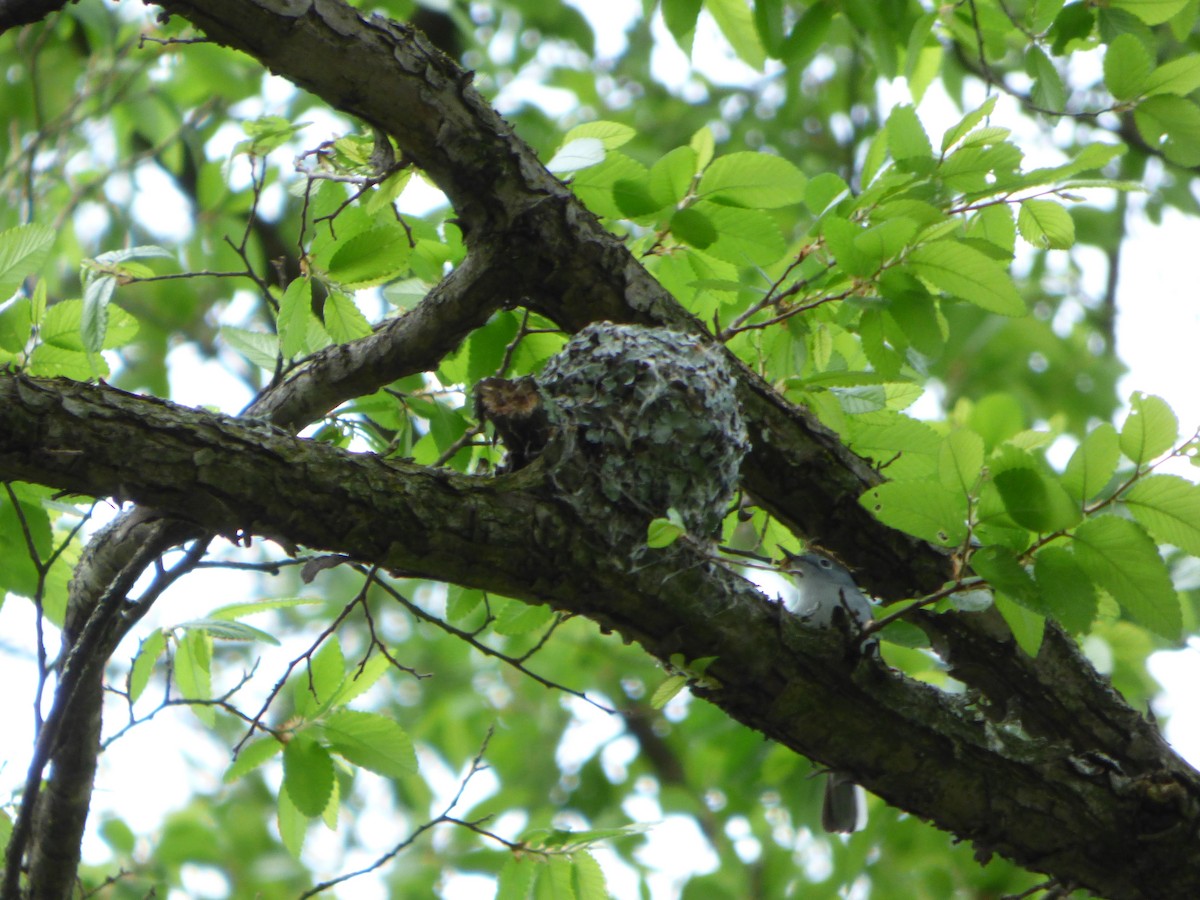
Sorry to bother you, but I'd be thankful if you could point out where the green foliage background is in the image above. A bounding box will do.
[2,0,1200,897]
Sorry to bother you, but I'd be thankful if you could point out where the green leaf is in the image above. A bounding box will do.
[563,120,636,150]
[40,299,138,351]
[128,630,166,704]
[994,593,1046,657]
[972,546,1041,609]
[939,429,984,494]
[208,597,322,620]
[547,137,605,174]
[1017,200,1075,249]
[707,0,766,68]
[647,509,686,548]
[650,674,688,709]
[906,241,1026,315]
[1134,95,1200,166]
[327,653,393,708]
[1123,474,1200,555]
[993,460,1081,533]
[277,278,314,359]
[1062,423,1120,502]
[670,206,717,249]
[0,223,54,300]
[887,104,933,163]
[696,152,806,208]
[295,637,345,719]
[223,736,284,783]
[494,598,555,635]
[323,292,372,343]
[327,226,412,289]
[0,297,32,353]
[1104,33,1154,100]
[1071,516,1181,638]
[1027,46,1066,112]
[174,629,214,726]
[176,617,280,645]
[80,273,115,354]
[220,326,279,370]
[941,95,999,152]
[322,709,418,778]
[1110,0,1189,25]
[26,344,107,379]
[497,856,538,900]
[780,2,833,67]
[1143,54,1200,97]
[572,850,608,899]
[1119,392,1178,464]
[647,146,697,208]
[860,480,969,546]
[1032,547,1098,633]
[700,204,786,265]
[283,734,335,817]
[276,788,307,858]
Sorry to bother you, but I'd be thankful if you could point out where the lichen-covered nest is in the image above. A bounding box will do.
[536,322,749,543]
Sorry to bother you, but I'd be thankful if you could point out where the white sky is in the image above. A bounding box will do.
[3,5,1200,900]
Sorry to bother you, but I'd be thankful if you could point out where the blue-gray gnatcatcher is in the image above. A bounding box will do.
[781,550,874,834]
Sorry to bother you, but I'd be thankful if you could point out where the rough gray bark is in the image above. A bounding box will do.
[3,1,1199,898]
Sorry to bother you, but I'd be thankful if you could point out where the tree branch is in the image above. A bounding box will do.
[2,372,1200,899]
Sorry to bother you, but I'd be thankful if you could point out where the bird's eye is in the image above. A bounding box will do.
[819,558,832,568]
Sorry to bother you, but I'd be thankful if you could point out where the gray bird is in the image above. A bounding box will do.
[780,550,874,833]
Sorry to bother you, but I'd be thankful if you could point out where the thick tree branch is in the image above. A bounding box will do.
[2,373,1200,899]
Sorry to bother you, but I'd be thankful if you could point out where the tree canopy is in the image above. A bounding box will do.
[2,1,1200,898]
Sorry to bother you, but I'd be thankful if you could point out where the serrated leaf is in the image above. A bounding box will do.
[860,480,969,546]
[1143,54,1200,97]
[80,274,115,354]
[572,850,608,900]
[1062,423,1119,502]
[701,204,786,265]
[40,299,138,351]
[209,597,322,620]
[1110,0,1189,25]
[941,95,999,151]
[176,617,280,645]
[283,734,335,817]
[0,297,32,353]
[650,674,688,709]
[276,788,306,858]
[906,241,1025,315]
[993,462,1081,533]
[1119,392,1178,464]
[497,856,538,900]
[223,736,284,783]
[277,278,314,359]
[327,226,412,289]
[1124,474,1200,555]
[648,146,698,208]
[696,152,806,208]
[972,546,1041,609]
[887,104,932,162]
[994,593,1046,657]
[1104,33,1154,100]
[0,223,54,300]
[493,598,555,635]
[563,120,636,150]
[446,586,484,621]
[295,637,345,719]
[670,206,716,249]
[174,629,214,726]
[128,630,166,704]
[547,138,605,174]
[220,326,279,370]
[327,653,393,708]
[1072,516,1181,638]
[1027,45,1066,112]
[1033,546,1098,633]
[26,343,107,379]
[1134,95,1200,166]
[707,0,766,68]
[323,292,372,343]
[1017,200,1075,249]
[322,709,417,778]
[647,515,685,548]
[939,429,984,494]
